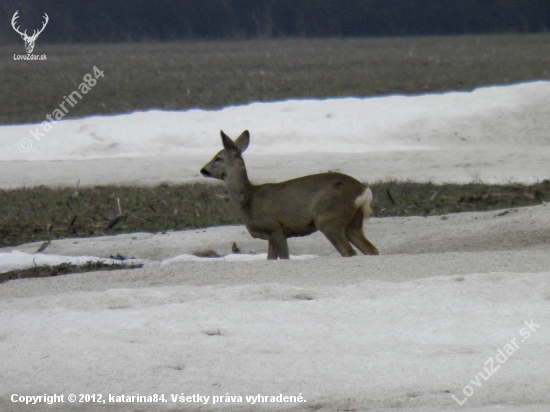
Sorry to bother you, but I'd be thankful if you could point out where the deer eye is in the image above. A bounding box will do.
[214,157,222,162]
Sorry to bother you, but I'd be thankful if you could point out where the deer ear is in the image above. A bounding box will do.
[234,130,250,154]
[221,130,239,154]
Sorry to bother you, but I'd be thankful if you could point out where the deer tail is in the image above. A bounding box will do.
[354,187,373,219]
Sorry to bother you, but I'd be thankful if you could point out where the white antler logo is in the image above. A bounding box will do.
[11,10,49,54]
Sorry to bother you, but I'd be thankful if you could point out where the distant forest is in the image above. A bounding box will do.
[1,0,550,44]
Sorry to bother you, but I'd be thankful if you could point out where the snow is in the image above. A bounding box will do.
[1,81,550,187]
[0,250,316,274]
[1,82,550,411]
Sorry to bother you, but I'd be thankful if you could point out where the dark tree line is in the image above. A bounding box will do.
[1,0,550,44]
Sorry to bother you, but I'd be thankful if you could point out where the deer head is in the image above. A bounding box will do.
[200,131,250,182]
[11,11,49,54]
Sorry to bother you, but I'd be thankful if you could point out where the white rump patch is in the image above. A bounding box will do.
[354,187,373,219]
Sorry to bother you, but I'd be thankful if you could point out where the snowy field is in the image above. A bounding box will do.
[1,82,550,411]
[1,81,550,188]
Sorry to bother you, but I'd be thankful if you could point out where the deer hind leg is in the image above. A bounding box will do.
[320,227,357,257]
[267,230,289,260]
[316,216,357,257]
[345,210,379,256]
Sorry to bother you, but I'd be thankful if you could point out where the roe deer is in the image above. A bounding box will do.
[200,130,379,259]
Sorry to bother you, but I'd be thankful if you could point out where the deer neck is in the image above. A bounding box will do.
[225,163,253,210]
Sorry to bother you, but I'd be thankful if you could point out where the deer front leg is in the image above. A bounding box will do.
[267,230,289,260]
[267,240,279,260]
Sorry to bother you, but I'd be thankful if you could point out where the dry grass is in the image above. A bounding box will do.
[1,180,548,248]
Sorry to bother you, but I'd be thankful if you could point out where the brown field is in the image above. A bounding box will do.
[1,34,550,125]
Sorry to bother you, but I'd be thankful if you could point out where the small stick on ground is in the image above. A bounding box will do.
[105,198,128,230]
[35,240,51,254]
